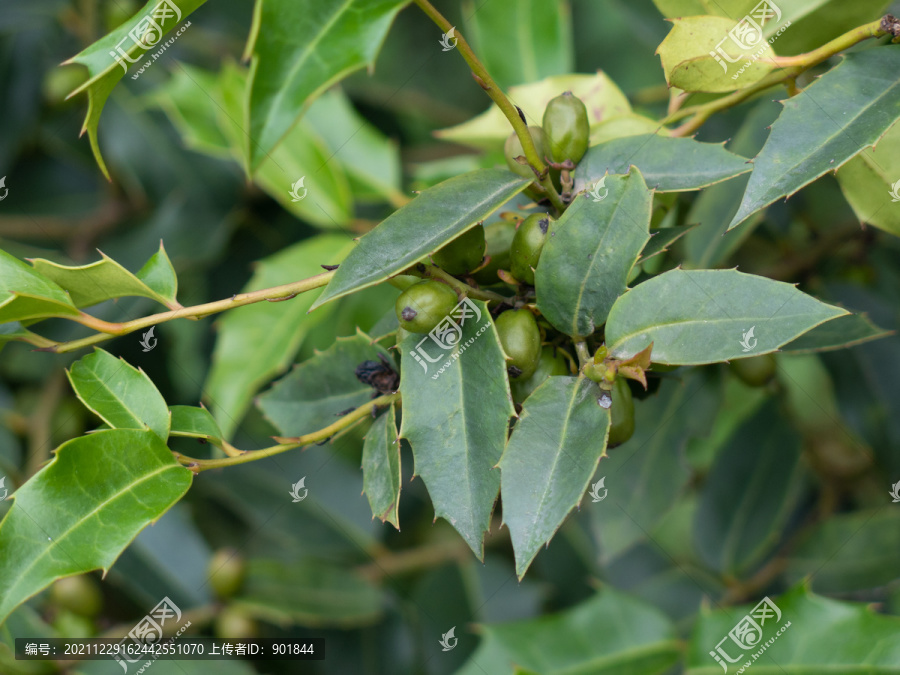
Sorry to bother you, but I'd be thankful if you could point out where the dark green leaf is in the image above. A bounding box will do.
[463,0,573,89]
[693,399,807,575]
[499,376,610,579]
[784,509,900,593]
[233,558,382,627]
[729,47,900,230]
[256,331,392,437]
[63,0,206,177]
[310,169,529,310]
[686,585,900,673]
[67,348,170,441]
[398,300,514,557]
[361,403,401,528]
[574,135,750,194]
[457,588,680,675]
[0,249,79,324]
[780,312,893,353]
[246,0,409,169]
[29,243,179,309]
[536,171,653,337]
[205,235,351,439]
[605,269,848,365]
[0,429,192,625]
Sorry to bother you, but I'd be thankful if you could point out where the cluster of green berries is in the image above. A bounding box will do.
[391,91,642,440]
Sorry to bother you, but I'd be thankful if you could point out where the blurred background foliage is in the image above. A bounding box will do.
[1,0,899,673]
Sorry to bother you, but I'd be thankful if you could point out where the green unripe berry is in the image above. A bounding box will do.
[729,354,777,387]
[472,221,516,285]
[495,309,541,379]
[215,606,259,639]
[432,226,485,275]
[504,126,547,179]
[542,91,590,164]
[50,576,103,618]
[208,548,246,599]
[395,280,458,334]
[511,346,569,403]
[510,213,553,285]
[608,378,635,446]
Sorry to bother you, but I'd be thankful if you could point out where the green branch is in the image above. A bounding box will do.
[174,394,399,471]
[38,270,336,354]
[412,0,566,213]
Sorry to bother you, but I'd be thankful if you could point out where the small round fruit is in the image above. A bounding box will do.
[504,126,547,179]
[215,606,259,639]
[208,548,246,599]
[50,575,102,618]
[510,213,553,285]
[495,309,541,379]
[729,354,777,387]
[395,280,458,334]
[472,221,517,285]
[542,91,590,164]
[608,377,635,446]
[432,226,485,275]
[510,346,569,403]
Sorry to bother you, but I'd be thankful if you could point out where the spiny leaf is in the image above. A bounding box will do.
[605,268,847,365]
[536,170,653,338]
[398,300,513,557]
[0,249,80,324]
[29,243,179,309]
[499,376,610,579]
[361,403,401,529]
[574,135,750,194]
[310,169,529,310]
[729,47,900,230]
[64,0,205,178]
[67,348,170,442]
[245,0,409,170]
[0,429,192,626]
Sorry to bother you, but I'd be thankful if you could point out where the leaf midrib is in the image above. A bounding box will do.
[74,361,153,434]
